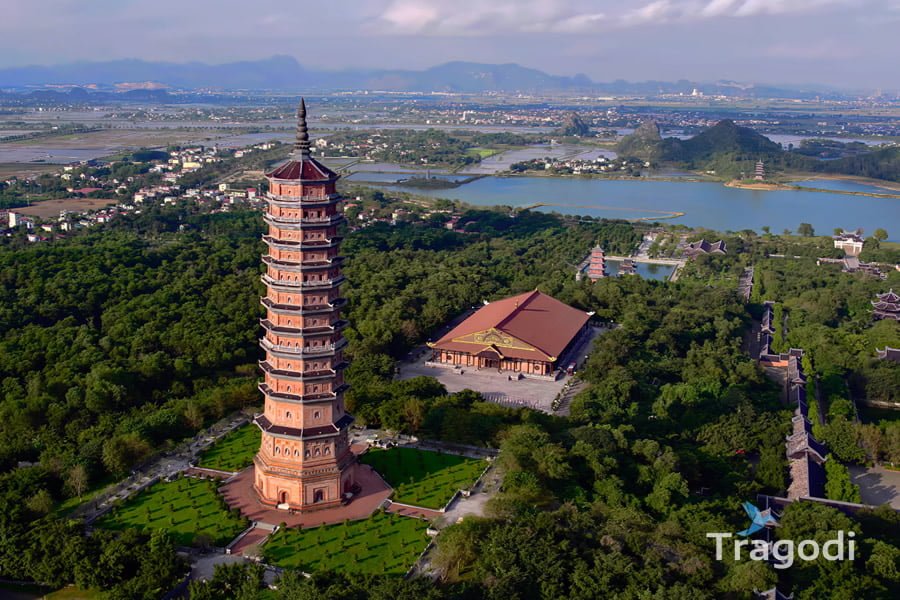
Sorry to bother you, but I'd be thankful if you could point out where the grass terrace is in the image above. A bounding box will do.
[360,447,486,509]
[95,476,247,547]
[264,511,429,575]
[197,423,261,472]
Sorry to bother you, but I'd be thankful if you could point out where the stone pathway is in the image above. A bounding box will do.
[185,466,237,480]
[75,412,250,524]
[553,377,587,416]
[229,527,272,557]
[438,462,502,527]
[384,502,443,521]
[849,465,900,509]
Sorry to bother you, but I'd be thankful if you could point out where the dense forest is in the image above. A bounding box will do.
[0,201,898,598]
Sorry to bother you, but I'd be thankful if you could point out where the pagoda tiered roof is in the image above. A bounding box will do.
[255,413,353,441]
[619,259,638,275]
[872,289,900,320]
[265,99,338,182]
[587,245,607,280]
[875,289,900,303]
[832,229,864,242]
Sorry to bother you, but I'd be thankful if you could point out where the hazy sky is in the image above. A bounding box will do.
[2,0,899,89]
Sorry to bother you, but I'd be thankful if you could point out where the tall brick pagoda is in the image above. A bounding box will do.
[253,99,356,510]
[587,245,607,282]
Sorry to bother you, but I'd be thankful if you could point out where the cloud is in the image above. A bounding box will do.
[374,0,867,35]
[622,0,681,25]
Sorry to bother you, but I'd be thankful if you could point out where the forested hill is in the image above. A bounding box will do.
[617,119,783,166]
[617,119,900,182]
[663,119,783,162]
[814,145,900,181]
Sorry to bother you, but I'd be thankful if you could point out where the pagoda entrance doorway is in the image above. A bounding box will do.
[477,347,503,371]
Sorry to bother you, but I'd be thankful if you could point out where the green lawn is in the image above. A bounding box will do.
[197,424,261,472]
[264,511,429,575]
[45,586,104,599]
[360,447,486,509]
[467,147,499,159]
[95,477,247,547]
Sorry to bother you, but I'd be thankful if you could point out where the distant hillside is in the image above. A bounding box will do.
[0,57,593,93]
[0,56,852,97]
[663,120,782,162]
[558,112,591,137]
[617,120,900,182]
[615,121,664,160]
[813,146,900,182]
[617,119,784,177]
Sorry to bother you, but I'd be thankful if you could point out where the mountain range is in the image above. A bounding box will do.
[0,56,846,98]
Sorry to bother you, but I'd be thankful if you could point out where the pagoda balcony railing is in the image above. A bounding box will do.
[263,213,344,226]
[258,331,349,355]
[261,257,344,272]
[258,360,348,380]
[258,382,349,403]
[262,235,343,249]
[261,274,345,289]
[262,255,345,271]
[260,334,348,355]
[267,193,340,202]
[260,296,347,314]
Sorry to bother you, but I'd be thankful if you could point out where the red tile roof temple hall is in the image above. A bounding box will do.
[253,99,357,511]
[428,290,592,378]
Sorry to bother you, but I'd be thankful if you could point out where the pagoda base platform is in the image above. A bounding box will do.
[220,446,391,528]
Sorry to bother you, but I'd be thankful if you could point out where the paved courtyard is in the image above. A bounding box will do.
[220,454,391,529]
[397,326,605,412]
[849,465,900,509]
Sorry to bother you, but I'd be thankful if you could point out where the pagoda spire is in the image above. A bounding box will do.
[294,98,311,158]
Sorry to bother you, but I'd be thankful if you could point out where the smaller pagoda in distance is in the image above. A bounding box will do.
[619,259,638,276]
[587,246,607,282]
[754,160,765,181]
[872,289,900,321]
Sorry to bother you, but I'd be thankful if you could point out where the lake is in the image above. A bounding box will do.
[382,176,900,241]
[605,259,674,281]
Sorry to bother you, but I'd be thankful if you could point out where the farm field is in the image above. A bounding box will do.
[95,477,247,547]
[11,197,118,219]
[360,447,486,509]
[197,423,261,472]
[263,511,428,575]
[0,127,269,164]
